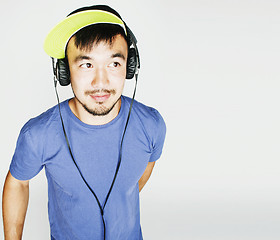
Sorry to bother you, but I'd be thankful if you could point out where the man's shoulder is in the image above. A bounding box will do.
[122,96,166,133]
[125,96,164,121]
[20,102,61,135]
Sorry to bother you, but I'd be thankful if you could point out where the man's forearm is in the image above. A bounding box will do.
[2,171,29,240]
[138,162,155,192]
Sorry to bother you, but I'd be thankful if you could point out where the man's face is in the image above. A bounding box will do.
[67,34,128,118]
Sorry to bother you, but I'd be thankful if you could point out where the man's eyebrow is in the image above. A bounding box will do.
[111,52,126,60]
[73,53,126,62]
[74,55,92,62]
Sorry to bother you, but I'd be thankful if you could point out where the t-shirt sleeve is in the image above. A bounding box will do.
[10,123,44,181]
[149,109,166,162]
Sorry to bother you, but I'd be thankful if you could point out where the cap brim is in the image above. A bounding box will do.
[44,10,126,59]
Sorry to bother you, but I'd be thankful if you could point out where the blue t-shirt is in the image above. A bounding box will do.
[10,96,166,240]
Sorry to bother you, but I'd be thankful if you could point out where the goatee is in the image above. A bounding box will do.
[81,97,120,116]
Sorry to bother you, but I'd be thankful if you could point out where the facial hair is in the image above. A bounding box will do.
[74,89,120,116]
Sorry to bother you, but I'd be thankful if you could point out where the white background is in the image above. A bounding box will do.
[1,0,280,239]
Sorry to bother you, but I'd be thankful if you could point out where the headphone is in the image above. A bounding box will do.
[51,6,140,240]
[54,26,140,86]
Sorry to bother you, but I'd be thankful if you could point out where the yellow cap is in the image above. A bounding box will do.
[43,10,126,59]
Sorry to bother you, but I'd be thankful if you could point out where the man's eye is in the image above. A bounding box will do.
[109,62,121,68]
[81,63,92,68]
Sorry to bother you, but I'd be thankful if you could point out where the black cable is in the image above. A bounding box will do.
[54,78,106,239]
[103,73,138,210]
[53,63,138,240]
[54,78,104,214]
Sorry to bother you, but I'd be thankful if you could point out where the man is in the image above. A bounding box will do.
[2,5,166,240]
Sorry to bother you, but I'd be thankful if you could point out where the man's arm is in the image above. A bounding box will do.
[2,171,29,240]
[138,161,155,192]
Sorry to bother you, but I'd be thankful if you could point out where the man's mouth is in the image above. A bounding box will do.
[85,89,116,103]
[89,93,111,102]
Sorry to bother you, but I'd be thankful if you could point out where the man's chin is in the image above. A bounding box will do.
[75,95,121,117]
[83,98,121,116]
[83,104,112,116]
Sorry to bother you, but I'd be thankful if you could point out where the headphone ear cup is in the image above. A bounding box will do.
[126,48,137,79]
[57,59,70,86]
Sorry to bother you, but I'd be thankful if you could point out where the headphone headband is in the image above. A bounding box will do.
[47,5,140,85]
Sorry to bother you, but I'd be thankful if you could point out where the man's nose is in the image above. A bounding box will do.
[91,67,109,88]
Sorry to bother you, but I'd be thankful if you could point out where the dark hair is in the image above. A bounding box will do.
[66,5,129,53]
[71,23,128,53]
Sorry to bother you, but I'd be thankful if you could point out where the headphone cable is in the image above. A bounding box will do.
[53,71,138,240]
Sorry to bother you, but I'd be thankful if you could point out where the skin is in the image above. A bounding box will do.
[2,171,29,240]
[139,161,155,192]
[67,34,127,126]
[2,34,155,239]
